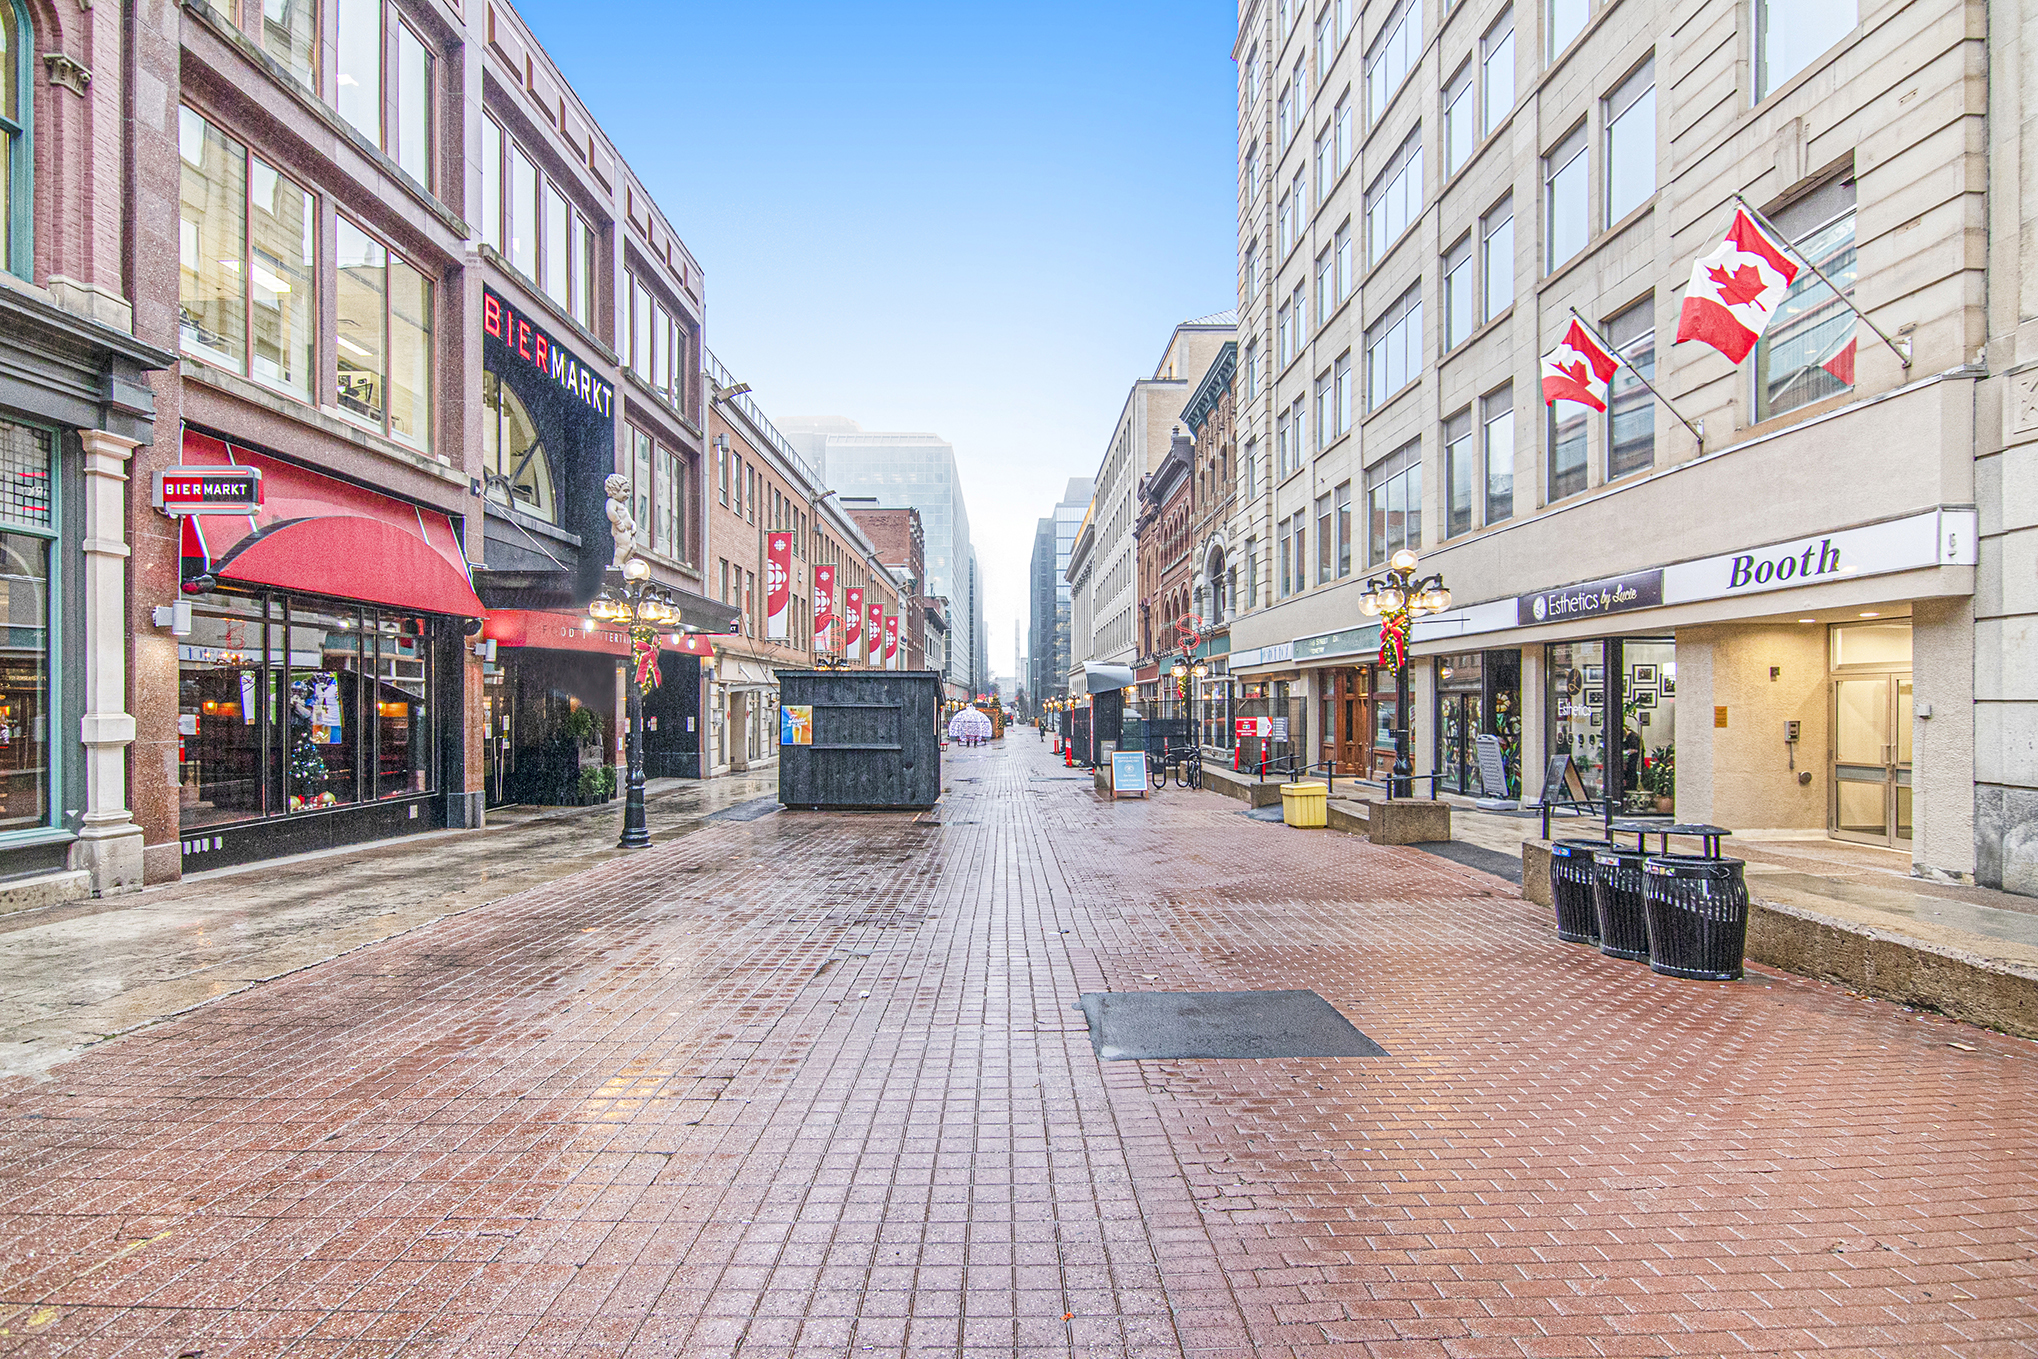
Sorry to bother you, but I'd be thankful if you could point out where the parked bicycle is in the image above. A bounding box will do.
[1147,743,1202,789]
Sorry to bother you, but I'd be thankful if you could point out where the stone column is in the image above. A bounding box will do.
[69,429,144,896]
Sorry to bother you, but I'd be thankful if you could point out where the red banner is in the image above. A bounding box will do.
[883,614,899,666]
[765,532,792,640]
[843,587,863,652]
[867,600,883,665]
[813,564,835,651]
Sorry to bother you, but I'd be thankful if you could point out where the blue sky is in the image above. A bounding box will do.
[515,0,1239,676]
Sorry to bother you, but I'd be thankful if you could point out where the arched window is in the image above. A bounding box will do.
[481,371,556,523]
[1,0,31,279]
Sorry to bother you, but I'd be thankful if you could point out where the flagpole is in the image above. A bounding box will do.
[1732,193,1911,369]
[1567,309,1705,452]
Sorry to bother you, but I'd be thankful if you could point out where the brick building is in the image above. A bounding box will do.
[1134,431,1195,706]
[704,358,906,775]
[844,504,928,672]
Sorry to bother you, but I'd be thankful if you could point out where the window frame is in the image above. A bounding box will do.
[1365,127,1423,266]
[1481,9,1515,139]
[1443,408,1474,539]
[1480,195,1514,321]
[1482,384,1514,524]
[1543,122,1588,271]
[1443,59,1474,179]
[1442,234,1474,351]
[1603,56,1656,226]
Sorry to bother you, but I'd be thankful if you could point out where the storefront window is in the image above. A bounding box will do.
[179,591,437,830]
[1545,640,1605,796]
[0,422,52,834]
[0,530,49,832]
[1619,639,1676,808]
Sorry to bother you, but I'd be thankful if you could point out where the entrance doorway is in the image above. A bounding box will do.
[1319,668,1372,775]
[1831,671,1912,848]
[1438,691,1484,794]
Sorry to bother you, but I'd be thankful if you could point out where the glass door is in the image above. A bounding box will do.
[1831,673,1912,848]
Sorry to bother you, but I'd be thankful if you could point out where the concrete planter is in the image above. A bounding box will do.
[1365,799,1451,846]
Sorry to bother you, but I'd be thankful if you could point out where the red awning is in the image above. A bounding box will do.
[179,430,484,617]
[484,610,632,657]
[483,610,717,659]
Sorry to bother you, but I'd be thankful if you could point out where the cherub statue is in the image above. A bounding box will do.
[604,472,638,569]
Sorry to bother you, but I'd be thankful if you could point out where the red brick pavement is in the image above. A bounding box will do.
[0,740,2032,1357]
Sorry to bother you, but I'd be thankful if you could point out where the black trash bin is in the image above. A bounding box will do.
[1548,840,1606,944]
[1591,847,1652,960]
[1642,854,1749,980]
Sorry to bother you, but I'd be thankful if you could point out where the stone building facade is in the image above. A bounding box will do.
[1227,0,2031,883]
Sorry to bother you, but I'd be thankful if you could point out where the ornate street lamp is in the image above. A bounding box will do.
[1357,548,1452,799]
[588,554,686,850]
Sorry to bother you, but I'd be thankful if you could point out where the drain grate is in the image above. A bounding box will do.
[708,796,780,822]
[1073,990,1386,1060]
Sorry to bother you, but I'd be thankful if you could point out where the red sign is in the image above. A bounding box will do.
[482,285,613,417]
[765,533,792,640]
[843,587,863,651]
[156,465,262,514]
[813,565,835,651]
[883,614,899,665]
[484,609,634,657]
[867,600,883,664]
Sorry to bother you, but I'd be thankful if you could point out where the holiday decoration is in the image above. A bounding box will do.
[630,624,661,694]
[1377,600,1412,671]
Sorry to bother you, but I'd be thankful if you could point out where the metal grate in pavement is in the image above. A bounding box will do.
[1074,989,1387,1060]
[707,795,781,822]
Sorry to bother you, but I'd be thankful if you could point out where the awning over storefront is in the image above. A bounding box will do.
[485,609,632,656]
[1083,664,1136,694]
[179,430,484,617]
[717,657,779,690]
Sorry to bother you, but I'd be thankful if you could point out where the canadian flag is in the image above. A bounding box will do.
[1675,208,1799,363]
[1540,320,1619,412]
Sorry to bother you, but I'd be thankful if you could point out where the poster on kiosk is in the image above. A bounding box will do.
[867,600,883,666]
[813,565,835,652]
[765,534,792,641]
[843,587,864,659]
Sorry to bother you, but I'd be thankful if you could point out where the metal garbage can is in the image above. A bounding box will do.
[1280,780,1328,828]
[1642,854,1749,980]
[1548,839,1606,943]
[1590,847,1652,960]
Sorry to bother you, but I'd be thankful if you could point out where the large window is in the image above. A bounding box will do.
[1443,235,1474,351]
[1544,123,1587,269]
[1606,297,1655,478]
[1444,62,1474,178]
[1365,284,1422,409]
[1604,58,1656,224]
[1755,181,1857,421]
[1481,197,1514,321]
[1548,0,1588,59]
[1366,129,1422,265]
[0,0,23,279]
[1315,491,1332,583]
[1444,409,1473,538]
[1367,441,1421,565]
[1334,480,1353,577]
[481,371,554,522]
[262,0,317,91]
[1367,0,1422,124]
[178,108,316,399]
[1756,0,1856,100]
[1482,385,1514,523]
[625,269,694,408]
[1482,10,1515,138]
[0,422,53,833]
[177,592,438,828]
[482,116,598,332]
[335,216,431,446]
[1549,389,1588,500]
[334,0,433,190]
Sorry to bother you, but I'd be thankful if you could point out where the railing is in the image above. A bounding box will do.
[705,348,824,488]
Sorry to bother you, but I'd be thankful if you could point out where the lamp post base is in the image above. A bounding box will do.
[618,662,651,850]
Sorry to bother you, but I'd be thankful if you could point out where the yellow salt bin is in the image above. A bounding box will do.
[1280,780,1328,828]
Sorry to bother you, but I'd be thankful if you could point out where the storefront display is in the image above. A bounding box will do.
[1436,650,1521,797]
[1545,637,1673,807]
[0,524,51,834]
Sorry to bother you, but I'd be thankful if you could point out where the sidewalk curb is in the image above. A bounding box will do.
[1746,895,2038,1039]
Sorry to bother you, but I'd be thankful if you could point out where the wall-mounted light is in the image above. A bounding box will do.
[151,600,193,637]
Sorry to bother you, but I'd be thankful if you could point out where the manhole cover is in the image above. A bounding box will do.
[1073,990,1386,1060]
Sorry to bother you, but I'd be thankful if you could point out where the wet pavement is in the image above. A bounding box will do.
[0,772,776,1081]
[1,740,2034,1357]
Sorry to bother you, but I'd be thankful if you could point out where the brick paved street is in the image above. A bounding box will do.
[1,739,2033,1358]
